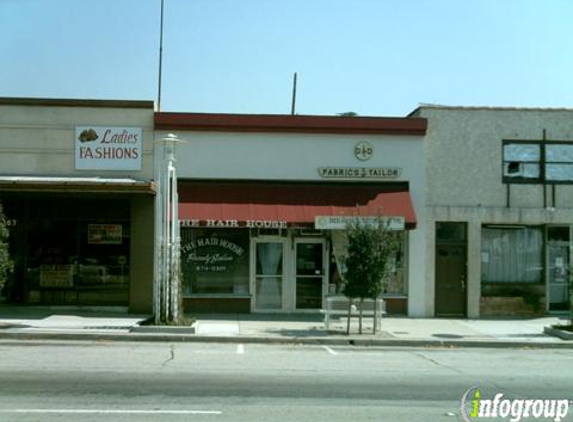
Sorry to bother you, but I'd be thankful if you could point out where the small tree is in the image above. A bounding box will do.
[0,203,13,294]
[342,218,401,334]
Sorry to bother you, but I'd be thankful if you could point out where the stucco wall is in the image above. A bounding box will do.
[419,107,573,317]
[130,195,155,313]
[0,104,155,179]
[421,107,573,208]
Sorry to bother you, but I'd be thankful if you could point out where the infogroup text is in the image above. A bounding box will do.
[460,387,570,422]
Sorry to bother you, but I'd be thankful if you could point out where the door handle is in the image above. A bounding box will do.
[461,277,466,291]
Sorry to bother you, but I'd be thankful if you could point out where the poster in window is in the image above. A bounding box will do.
[88,224,123,245]
[39,265,74,287]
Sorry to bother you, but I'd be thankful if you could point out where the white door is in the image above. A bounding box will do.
[252,239,286,311]
[294,239,328,310]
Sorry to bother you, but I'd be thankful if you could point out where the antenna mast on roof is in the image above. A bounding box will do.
[290,72,297,115]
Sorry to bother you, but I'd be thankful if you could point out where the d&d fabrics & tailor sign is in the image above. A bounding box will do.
[318,167,402,179]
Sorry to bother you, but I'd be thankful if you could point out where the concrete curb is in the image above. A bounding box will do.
[130,326,196,334]
[0,331,571,349]
[544,326,573,341]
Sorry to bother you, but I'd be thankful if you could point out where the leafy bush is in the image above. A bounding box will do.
[342,217,401,334]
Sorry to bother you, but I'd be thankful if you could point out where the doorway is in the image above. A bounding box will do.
[252,239,286,311]
[294,239,327,310]
[435,222,467,317]
[547,226,570,312]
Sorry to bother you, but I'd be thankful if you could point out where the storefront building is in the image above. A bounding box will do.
[413,105,573,317]
[0,98,156,313]
[155,113,428,316]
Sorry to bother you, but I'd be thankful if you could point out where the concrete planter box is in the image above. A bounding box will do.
[544,326,573,341]
[130,324,196,334]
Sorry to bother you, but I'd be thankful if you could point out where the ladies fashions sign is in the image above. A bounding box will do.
[75,126,142,170]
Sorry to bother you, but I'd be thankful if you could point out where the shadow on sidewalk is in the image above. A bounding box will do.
[0,304,144,320]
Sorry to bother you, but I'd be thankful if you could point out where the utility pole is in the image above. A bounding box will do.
[157,0,165,111]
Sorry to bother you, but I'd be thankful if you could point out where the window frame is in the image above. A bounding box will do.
[502,139,573,185]
[545,143,573,183]
[481,225,545,285]
[501,140,542,184]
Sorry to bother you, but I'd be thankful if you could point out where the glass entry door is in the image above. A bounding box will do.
[253,241,285,311]
[547,227,570,312]
[295,240,326,310]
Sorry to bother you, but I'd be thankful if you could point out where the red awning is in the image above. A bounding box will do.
[178,182,416,228]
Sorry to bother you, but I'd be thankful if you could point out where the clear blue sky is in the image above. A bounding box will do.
[1,0,572,116]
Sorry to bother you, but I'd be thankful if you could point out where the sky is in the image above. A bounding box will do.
[1,0,573,116]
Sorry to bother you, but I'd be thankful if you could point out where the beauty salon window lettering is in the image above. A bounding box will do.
[181,229,250,295]
[181,237,245,273]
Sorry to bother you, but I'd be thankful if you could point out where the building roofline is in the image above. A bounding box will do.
[411,103,573,113]
[0,97,155,109]
[155,112,427,135]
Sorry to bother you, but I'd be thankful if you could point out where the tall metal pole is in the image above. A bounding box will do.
[169,154,180,322]
[164,147,171,320]
[153,150,162,324]
[157,0,165,111]
[156,133,181,323]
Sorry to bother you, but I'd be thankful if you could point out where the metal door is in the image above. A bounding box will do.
[294,239,327,310]
[547,226,570,312]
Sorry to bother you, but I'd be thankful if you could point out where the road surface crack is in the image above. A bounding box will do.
[416,352,464,375]
[161,345,175,367]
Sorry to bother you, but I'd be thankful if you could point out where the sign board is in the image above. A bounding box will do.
[314,216,405,230]
[354,142,373,161]
[39,265,74,287]
[75,126,142,170]
[318,167,401,179]
[180,219,287,229]
[88,224,123,244]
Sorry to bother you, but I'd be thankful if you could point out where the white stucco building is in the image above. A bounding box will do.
[155,112,428,316]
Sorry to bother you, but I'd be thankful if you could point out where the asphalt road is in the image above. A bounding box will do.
[0,341,572,422]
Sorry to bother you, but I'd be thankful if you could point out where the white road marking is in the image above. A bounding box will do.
[0,409,222,415]
[323,345,338,355]
[237,344,245,354]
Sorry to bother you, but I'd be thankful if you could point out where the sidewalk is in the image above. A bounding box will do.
[0,306,571,348]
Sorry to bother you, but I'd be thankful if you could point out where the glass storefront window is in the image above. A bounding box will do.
[181,228,250,295]
[384,232,406,295]
[481,226,543,283]
[2,196,130,305]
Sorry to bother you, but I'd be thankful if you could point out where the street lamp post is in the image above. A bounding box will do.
[155,133,182,324]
